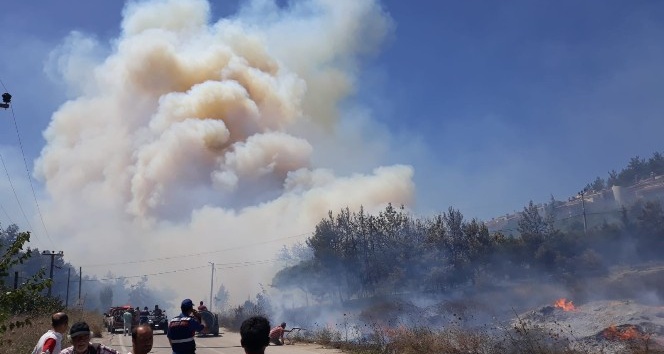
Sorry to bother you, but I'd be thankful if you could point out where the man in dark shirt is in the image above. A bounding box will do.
[139,307,150,325]
[153,305,163,317]
[167,299,208,354]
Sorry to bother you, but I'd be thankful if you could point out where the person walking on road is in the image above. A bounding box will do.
[167,298,208,354]
[240,316,270,354]
[32,312,69,354]
[127,324,153,354]
[123,308,133,336]
[268,322,290,346]
[60,321,119,354]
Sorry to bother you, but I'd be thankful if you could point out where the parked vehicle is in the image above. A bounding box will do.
[148,311,169,334]
[196,310,219,336]
[104,306,138,333]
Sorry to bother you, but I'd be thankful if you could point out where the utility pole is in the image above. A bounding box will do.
[578,189,588,236]
[41,250,63,297]
[208,262,214,313]
[65,268,71,308]
[78,267,82,302]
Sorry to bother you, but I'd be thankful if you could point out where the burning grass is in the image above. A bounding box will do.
[0,310,104,354]
[296,322,664,354]
[281,298,664,354]
[554,298,576,312]
[297,322,586,354]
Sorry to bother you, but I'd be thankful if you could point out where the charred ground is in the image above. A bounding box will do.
[260,153,664,353]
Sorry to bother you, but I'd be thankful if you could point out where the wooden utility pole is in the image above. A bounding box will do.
[41,250,63,297]
[65,268,71,307]
[578,189,588,236]
[78,267,82,301]
[208,262,214,312]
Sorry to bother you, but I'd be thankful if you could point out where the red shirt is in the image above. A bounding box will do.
[269,326,285,339]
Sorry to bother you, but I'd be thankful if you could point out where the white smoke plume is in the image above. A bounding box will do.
[35,0,414,305]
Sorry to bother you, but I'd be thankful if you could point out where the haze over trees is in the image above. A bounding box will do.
[2,151,664,328]
[586,151,664,192]
[0,229,58,339]
[272,152,664,305]
[272,200,663,304]
[0,223,171,313]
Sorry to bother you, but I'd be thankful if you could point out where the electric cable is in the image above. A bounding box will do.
[0,78,54,247]
[78,258,279,282]
[9,101,54,247]
[0,152,36,240]
[1,203,15,226]
[81,232,311,267]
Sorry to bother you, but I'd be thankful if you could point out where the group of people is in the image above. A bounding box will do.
[121,305,163,336]
[32,299,292,354]
[31,312,152,354]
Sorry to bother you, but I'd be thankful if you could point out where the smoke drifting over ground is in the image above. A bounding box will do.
[34,0,413,305]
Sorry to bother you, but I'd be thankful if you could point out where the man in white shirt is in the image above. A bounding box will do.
[31,312,69,354]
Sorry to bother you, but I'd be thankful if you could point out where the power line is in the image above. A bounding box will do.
[0,152,37,240]
[81,232,311,267]
[8,101,54,247]
[213,259,278,269]
[0,203,15,226]
[0,78,53,247]
[79,258,279,282]
[491,208,627,234]
[86,265,210,282]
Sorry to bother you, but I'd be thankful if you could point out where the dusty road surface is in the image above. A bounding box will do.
[97,328,343,354]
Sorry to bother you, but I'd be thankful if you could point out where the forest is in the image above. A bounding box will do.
[271,151,664,304]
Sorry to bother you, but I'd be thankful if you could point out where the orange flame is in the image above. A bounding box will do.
[602,324,649,341]
[554,298,575,311]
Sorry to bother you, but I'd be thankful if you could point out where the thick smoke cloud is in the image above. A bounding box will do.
[34,0,414,304]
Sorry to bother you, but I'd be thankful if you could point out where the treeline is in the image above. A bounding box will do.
[0,230,60,337]
[0,224,168,313]
[272,200,664,303]
[584,151,664,193]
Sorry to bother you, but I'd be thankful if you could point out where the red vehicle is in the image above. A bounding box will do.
[104,306,138,334]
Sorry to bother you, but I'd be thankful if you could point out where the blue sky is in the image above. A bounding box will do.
[1,0,664,224]
[0,0,664,258]
[0,0,664,224]
[0,0,664,306]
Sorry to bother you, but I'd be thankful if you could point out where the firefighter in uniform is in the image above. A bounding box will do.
[167,299,208,354]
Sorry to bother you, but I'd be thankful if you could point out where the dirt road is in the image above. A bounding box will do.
[97,329,343,354]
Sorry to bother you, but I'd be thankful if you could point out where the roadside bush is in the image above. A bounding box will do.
[218,302,268,330]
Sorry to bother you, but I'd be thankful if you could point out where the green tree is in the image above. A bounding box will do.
[517,201,557,265]
[648,151,664,175]
[99,286,113,310]
[590,177,606,192]
[607,169,619,187]
[214,283,230,311]
[0,231,54,338]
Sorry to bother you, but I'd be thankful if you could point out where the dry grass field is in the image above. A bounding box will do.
[0,310,103,354]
